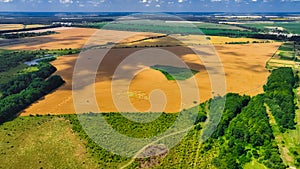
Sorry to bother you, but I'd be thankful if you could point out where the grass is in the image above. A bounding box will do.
[17,66,39,74]
[279,42,300,60]
[103,113,178,138]
[244,159,268,169]
[279,51,294,60]
[0,116,99,169]
[0,64,27,84]
[150,65,198,80]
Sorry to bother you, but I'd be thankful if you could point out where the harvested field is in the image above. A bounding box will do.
[0,28,165,50]
[0,24,24,31]
[208,36,270,44]
[0,24,47,31]
[0,28,97,49]
[21,37,281,115]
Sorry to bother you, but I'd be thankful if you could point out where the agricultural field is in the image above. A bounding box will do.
[19,31,280,115]
[237,21,300,34]
[0,11,300,169]
[207,36,271,44]
[266,42,300,70]
[84,20,255,37]
[0,24,47,31]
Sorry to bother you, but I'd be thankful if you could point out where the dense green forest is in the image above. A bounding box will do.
[0,63,56,98]
[211,93,250,139]
[0,49,75,124]
[264,67,298,130]
[0,49,79,73]
[0,74,65,124]
[213,95,285,169]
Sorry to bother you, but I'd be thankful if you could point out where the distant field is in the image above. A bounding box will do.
[0,28,97,50]
[208,36,270,44]
[115,34,270,48]
[0,24,47,31]
[0,24,24,30]
[239,21,300,34]
[86,20,253,36]
[0,28,164,50]
[193,22,246,30]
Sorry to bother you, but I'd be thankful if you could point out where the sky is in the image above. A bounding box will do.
[0,0,299,12]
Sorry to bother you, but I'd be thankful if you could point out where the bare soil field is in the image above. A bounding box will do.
[21,39,281,115]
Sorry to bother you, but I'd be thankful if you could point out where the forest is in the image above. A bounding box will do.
[0,49,69,124]
[212,95,285,169]
[264,67,298,130]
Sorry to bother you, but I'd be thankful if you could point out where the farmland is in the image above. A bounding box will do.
[0,11,300,169]
[236,21,300,34]
[0,24,47,31]
[17,30,280,115]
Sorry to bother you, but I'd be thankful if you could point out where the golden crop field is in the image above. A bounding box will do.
[16,28,281,115]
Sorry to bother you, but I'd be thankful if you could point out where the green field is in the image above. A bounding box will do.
[150,65,198,80]
[0,116,99,169]
[83,21,255,37]
[275,42,300,61]
[239,22,300,34]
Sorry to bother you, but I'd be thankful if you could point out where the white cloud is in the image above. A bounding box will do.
[0,0,13,2]
[59,0,73,4]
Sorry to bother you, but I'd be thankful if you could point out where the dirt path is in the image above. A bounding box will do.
[120,126,194,169]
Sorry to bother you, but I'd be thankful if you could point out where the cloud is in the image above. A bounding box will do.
[0,0,13,2]
[59,0,73,4]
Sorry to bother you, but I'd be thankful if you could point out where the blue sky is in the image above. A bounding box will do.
[0,0,299,12]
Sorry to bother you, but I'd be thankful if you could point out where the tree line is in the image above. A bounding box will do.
[264,67,298,130]
[0,74,65,124]
[0,31,56,39]
[212,95,285,169]
[0,63,56,98]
